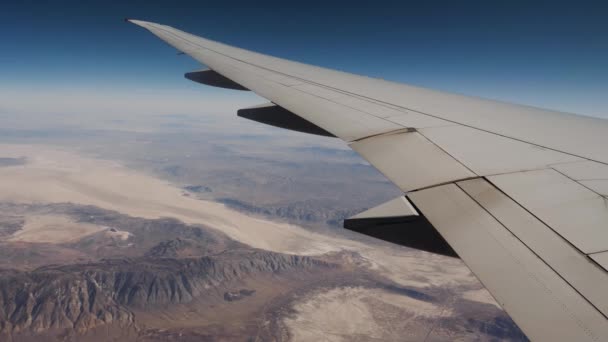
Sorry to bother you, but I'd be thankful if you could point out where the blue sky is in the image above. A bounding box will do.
[2,0,607,117]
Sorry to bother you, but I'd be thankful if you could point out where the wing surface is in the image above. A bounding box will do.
[129,19,608,341]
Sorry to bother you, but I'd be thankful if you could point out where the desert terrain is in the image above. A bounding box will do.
[0,143,526,341]
[0,107,526,341]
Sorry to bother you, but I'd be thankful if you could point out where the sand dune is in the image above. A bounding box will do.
[7,214,103,243]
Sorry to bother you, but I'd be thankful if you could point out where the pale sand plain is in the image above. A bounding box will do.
[7,214,104,243]
[283,286,453,342]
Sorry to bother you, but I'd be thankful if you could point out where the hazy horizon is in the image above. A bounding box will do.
[2,0,607,120]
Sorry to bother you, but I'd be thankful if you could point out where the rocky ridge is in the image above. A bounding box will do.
[0,249,334,335]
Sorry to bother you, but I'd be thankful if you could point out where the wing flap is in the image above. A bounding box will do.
[459,178,608,317]
[408,182,608,341]
[488,169,608,254]
[348,196,419,220]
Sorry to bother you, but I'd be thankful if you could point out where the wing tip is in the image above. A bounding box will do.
[124,18,149,27]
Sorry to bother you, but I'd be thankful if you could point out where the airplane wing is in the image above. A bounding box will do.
[128,19,608,341]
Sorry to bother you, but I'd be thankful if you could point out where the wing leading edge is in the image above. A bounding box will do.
[128,19,608,341]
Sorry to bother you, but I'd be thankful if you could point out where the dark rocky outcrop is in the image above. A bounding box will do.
[223,289,256,302]
[145,238,212,258]
[183,185,212,193]
[0,216,24,238]
[0,157,26,167]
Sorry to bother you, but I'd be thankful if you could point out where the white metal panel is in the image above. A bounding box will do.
[419,125,581,176]
[336,96,405,118]
[316,77,608,165]
[293,83,428,121]
[580,180,608,197]
[291,84,452,128]
[350,131,475,192]
[552,161,608,196]
[244,80,400,141]
[350,196,418,219]
[458,178,608,317]
[590,252,608,272]
[408,184,608,342]
[295,84,452,128]
[141,25,402,142]
[293,81,452,129]
[264,73,304,86]
[552,161,608,181]
[489,169,608,254]
[291,83,344,100]
[174,45,402,142]
[384,113,453,129]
